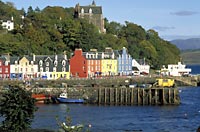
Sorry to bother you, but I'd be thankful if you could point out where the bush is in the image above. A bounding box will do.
[0,85,38,132]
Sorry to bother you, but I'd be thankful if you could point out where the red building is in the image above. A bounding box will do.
[70,49,88,78]
[0,57,10,79]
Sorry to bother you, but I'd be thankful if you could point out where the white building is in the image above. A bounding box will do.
[160,62,191,76]
[1,20,14,31]
[132,59,150,75]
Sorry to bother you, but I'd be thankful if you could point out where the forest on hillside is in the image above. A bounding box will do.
[0,1,180,69]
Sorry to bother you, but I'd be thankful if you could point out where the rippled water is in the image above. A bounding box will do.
[29,86,200,132]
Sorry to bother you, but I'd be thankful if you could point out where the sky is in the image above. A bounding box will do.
[2,0,200,40]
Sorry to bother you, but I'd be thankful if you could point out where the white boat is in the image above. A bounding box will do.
[160,62,191,76]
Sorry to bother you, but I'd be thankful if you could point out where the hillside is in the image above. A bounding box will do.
[0,1,180,69]
[171,38,200,50]
[181,50,200,64]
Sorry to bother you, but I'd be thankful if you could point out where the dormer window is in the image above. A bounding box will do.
[81,8,84,14]
[89,8,92,14]
[5,61,8,66]
[62,60,66,66]
[46,62,49,66]
[54,61,58,66]
[39,60,43,66]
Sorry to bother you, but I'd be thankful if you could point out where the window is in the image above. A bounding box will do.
[81,8,84,14]
[40,68,43,72]
[0,62,1,66]
[46,67,49,72]
[5,68,8,73]
[39,60,43,66]
[46,62,49,66]
[62,67,66,72]
[31,68,34,72]
[5,61,8,66]
[89,8,92,13]
[54,61,58,66]
[0,68,2,72]
[62,60,66,66]
[53,67,56,72]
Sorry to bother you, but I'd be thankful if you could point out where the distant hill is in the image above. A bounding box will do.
[170,38,200,50]
[181,50,200,64]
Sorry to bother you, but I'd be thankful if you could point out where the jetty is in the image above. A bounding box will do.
[1,76,199,105]
[96,87,180,105]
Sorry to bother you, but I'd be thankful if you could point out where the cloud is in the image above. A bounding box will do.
[170,11,198,16]
[152,26,175,32]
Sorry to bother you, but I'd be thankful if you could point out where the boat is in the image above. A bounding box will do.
[56,93,84,103]
[31,94,51,104]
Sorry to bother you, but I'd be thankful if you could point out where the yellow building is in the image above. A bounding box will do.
[101,59,117,76]
[100,48,117,76]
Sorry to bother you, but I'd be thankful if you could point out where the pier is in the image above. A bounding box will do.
[96,87,180,105]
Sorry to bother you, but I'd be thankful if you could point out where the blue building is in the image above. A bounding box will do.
[116,47,132,76]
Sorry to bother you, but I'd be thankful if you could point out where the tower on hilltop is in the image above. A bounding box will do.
[74,1,106,33]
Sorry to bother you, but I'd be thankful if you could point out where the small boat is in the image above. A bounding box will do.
[32,94,51,104]
[56,93,84,103]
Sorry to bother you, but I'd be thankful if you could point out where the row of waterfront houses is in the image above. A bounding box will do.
[0,47,150,80]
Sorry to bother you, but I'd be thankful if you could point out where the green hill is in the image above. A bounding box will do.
[0,1,180,69]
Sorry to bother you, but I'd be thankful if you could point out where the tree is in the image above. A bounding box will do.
[0,85,38,132]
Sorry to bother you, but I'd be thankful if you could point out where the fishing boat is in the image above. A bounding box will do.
[56,93,84,103]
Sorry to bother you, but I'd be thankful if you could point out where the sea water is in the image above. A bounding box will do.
[30,86,200,132]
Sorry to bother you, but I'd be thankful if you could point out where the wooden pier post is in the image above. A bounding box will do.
[149,89,152,105]
[104,88,107,104]
[125,88,128,105]
[115,88,117,104]
[98,88,101,104]
[169,88,171,104]
[131,88,134,105]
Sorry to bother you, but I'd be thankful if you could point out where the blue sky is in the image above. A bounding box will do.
[2,0,200,40]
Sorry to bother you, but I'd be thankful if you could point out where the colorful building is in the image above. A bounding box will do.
[10,56,37,80]
[70,49,88,78]
[83,49,102,78]
[0,56,10,79]
[101,48,117,76]
[35,54,70,80]
[116,47,132,76]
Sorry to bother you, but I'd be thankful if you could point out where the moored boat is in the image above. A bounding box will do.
[32,94,51,104]
[56,93,84,103]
